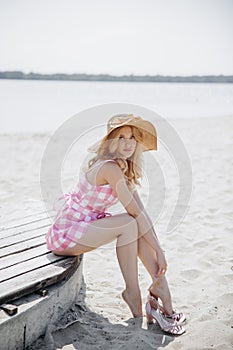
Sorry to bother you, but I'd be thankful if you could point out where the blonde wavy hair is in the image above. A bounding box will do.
[88,126,143,190]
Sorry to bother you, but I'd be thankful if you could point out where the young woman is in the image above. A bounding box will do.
[46,114,186,335]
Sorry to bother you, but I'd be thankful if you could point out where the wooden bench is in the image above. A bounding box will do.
[0,211,83,349]
[0,211,81,310]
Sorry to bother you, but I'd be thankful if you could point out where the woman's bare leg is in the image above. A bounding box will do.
[53,213,142,317]
[116,232,142,318]
[138,236,173,315]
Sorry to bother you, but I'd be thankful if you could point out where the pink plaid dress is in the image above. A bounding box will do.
[46,160,118,251]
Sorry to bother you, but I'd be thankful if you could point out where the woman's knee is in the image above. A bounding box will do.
[121,214,138,238]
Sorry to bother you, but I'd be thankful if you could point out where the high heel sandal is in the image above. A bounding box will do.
[148,291,186,325]
[148,279,186,325]
[145,300,185,336]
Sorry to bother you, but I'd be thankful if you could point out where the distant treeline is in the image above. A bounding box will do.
[0,71,233,83]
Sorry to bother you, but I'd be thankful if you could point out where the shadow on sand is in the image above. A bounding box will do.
[28,278,175,350]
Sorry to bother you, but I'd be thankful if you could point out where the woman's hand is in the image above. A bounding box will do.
[156,249,168,277]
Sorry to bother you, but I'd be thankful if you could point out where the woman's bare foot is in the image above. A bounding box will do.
[149,276,173,315]
[122,289,142,318]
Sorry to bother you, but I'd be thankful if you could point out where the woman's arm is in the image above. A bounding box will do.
[103,162,163,253]
[132,190,164,253]
[103,162,167,276]
[102,162,142,217]
[133,189,168,277]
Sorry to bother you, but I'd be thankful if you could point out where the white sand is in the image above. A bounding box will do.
[1,116,233,349]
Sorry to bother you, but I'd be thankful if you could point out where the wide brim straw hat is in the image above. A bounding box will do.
[88,114,157,153]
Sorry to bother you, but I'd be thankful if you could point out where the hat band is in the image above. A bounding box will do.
[108,115,141,131]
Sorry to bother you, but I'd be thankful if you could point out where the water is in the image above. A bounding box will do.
[0,79,233,133]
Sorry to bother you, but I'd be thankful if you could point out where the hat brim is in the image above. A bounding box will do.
[88,119,157,153]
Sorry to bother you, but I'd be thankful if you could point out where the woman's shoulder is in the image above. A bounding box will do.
[85,158,121,178]
[84,158,122,187]
[97,159,121,174]
[90,159,122,177]
[101,159,120,169]
[100,160,124,182]
[89,158,118,169]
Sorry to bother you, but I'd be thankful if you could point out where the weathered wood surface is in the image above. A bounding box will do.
[0,212,81,305]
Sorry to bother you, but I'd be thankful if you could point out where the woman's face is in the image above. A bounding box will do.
[116,126,137,159]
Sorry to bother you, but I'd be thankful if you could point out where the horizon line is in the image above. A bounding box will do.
[0,70,233,83]
[1,70,233,77]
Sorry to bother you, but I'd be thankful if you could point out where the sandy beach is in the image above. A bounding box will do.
[0,115,232,349]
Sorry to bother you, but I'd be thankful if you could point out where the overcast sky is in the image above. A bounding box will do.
[0,0,233,76]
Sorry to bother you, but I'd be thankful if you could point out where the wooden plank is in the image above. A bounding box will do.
[0,253,66,282]
[0,210,54,229]
[0,225,50,248]
[0,245,50,270]
[0,256,82,304]
[0,213,51,230]
[0,236,45,258]
[0,217,53,240]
